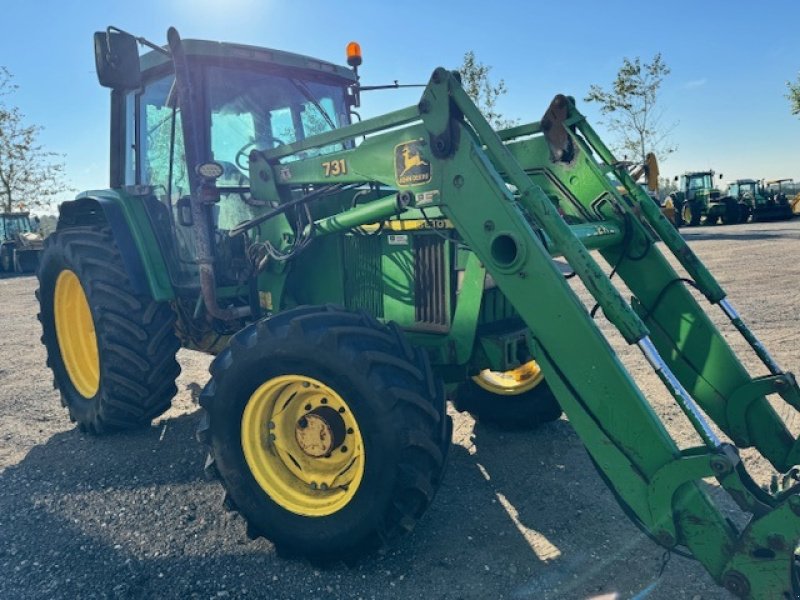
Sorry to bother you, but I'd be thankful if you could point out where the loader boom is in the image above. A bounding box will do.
[249,69,800,597]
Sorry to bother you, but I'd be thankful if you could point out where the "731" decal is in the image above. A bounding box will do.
[322,159,348,177]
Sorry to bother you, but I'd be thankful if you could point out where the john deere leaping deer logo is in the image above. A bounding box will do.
[395,140,431,186]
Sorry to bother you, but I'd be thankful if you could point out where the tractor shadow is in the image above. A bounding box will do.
[0,408,720,599]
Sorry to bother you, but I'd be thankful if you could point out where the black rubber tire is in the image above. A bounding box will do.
[197,305,451,562]
[738,205,751,224]
[721,200,740,225]
[682,202,702,227]
[0,246,12,272]
[36,226,181,434]
[452,373,562,430]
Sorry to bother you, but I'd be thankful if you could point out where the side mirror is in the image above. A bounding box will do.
[719,173,723,180]
[94,29,142,90]
[673,176,679,182]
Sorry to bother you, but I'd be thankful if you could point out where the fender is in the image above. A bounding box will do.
[58,191,174,301]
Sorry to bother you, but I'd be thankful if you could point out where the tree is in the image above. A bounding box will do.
[585,53,676,165]
[458,51,516,129]
[0,67,69,213]
[787,73,800,116]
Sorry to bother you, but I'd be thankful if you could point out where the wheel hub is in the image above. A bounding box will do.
[241,375,365,517]
[295,406,346,458]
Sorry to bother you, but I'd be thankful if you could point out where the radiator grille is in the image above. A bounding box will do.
[343,235,384,317]
[414,235,449,331]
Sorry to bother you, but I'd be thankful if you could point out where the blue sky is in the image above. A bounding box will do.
[2,0,798,204]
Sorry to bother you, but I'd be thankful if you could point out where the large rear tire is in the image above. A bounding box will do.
[198,306,451,562]
[452,360,562,429]
[37,226,181,434]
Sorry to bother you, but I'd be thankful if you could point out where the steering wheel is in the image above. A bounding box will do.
[235,137,285,170]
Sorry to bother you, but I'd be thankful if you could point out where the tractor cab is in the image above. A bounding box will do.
[0,212,33,240]
[680,171,718,202]
[96,29,356,292]
[765,178,794,203]
[727,178,764,206]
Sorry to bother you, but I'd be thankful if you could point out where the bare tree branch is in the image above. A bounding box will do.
[0,68,71,213]
[458,51,517,130]
[788,72,800,116]
[585,53,677,164]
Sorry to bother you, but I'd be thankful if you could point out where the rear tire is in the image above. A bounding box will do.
[37,226,181,434]
[198,306,451,562]
[452,361,562,429]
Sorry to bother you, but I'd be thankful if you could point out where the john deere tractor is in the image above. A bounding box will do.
[728,179,793,222]
[36,27,800,598]
[666,170,743,226]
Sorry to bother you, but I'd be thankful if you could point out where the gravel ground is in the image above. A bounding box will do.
[1,219,799,599]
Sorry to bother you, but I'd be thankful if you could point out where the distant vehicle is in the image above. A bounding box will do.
[664,171,742,226]
[764,179,800,217]
[727,179,792,222]
[0,211,44,273]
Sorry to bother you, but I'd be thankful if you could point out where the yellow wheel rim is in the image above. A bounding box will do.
[472,360,544,396]
[54,270,100,398]
[241,375,365,517]
[682,204,693,223]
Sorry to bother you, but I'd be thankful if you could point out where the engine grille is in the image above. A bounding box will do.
[343,235,384,318]
[413,235,449,331]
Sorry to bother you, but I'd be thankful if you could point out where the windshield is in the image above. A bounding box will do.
[207,66,348,180]
[688,174,712,191]
[0,215,31,239]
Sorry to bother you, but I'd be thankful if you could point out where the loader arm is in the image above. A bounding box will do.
[247,69,800,598]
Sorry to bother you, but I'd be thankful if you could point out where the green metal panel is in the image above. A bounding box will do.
[75,190,174,301]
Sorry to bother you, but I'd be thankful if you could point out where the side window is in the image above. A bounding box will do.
[138,76,188,199]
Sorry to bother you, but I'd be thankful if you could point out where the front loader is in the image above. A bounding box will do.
[36,27,800,598]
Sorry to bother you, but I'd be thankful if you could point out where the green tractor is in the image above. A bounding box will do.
[36,27,800,598]
[667,170,743,226]
[0,211,44,273]
[728,179,793,222]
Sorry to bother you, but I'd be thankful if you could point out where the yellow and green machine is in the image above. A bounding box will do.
[35,27,800,598]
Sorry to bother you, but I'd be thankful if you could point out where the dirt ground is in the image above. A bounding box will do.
[1,219,799,600]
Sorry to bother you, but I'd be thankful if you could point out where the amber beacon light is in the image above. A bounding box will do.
[346,41,362,67]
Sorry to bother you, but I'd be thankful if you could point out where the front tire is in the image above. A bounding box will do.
[198,306,451,561]
[0,246,12,272]
[681,202,702,226]
[37,226,181,433]
[452,361,562,429]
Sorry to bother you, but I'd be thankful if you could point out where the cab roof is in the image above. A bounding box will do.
[140,38,357,83]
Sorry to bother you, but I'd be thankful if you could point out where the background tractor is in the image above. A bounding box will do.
[727,178,793,222]
[34,26,800,598]
[0,211,43,273]
[764,178,800,217]
[665,170,743,226]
